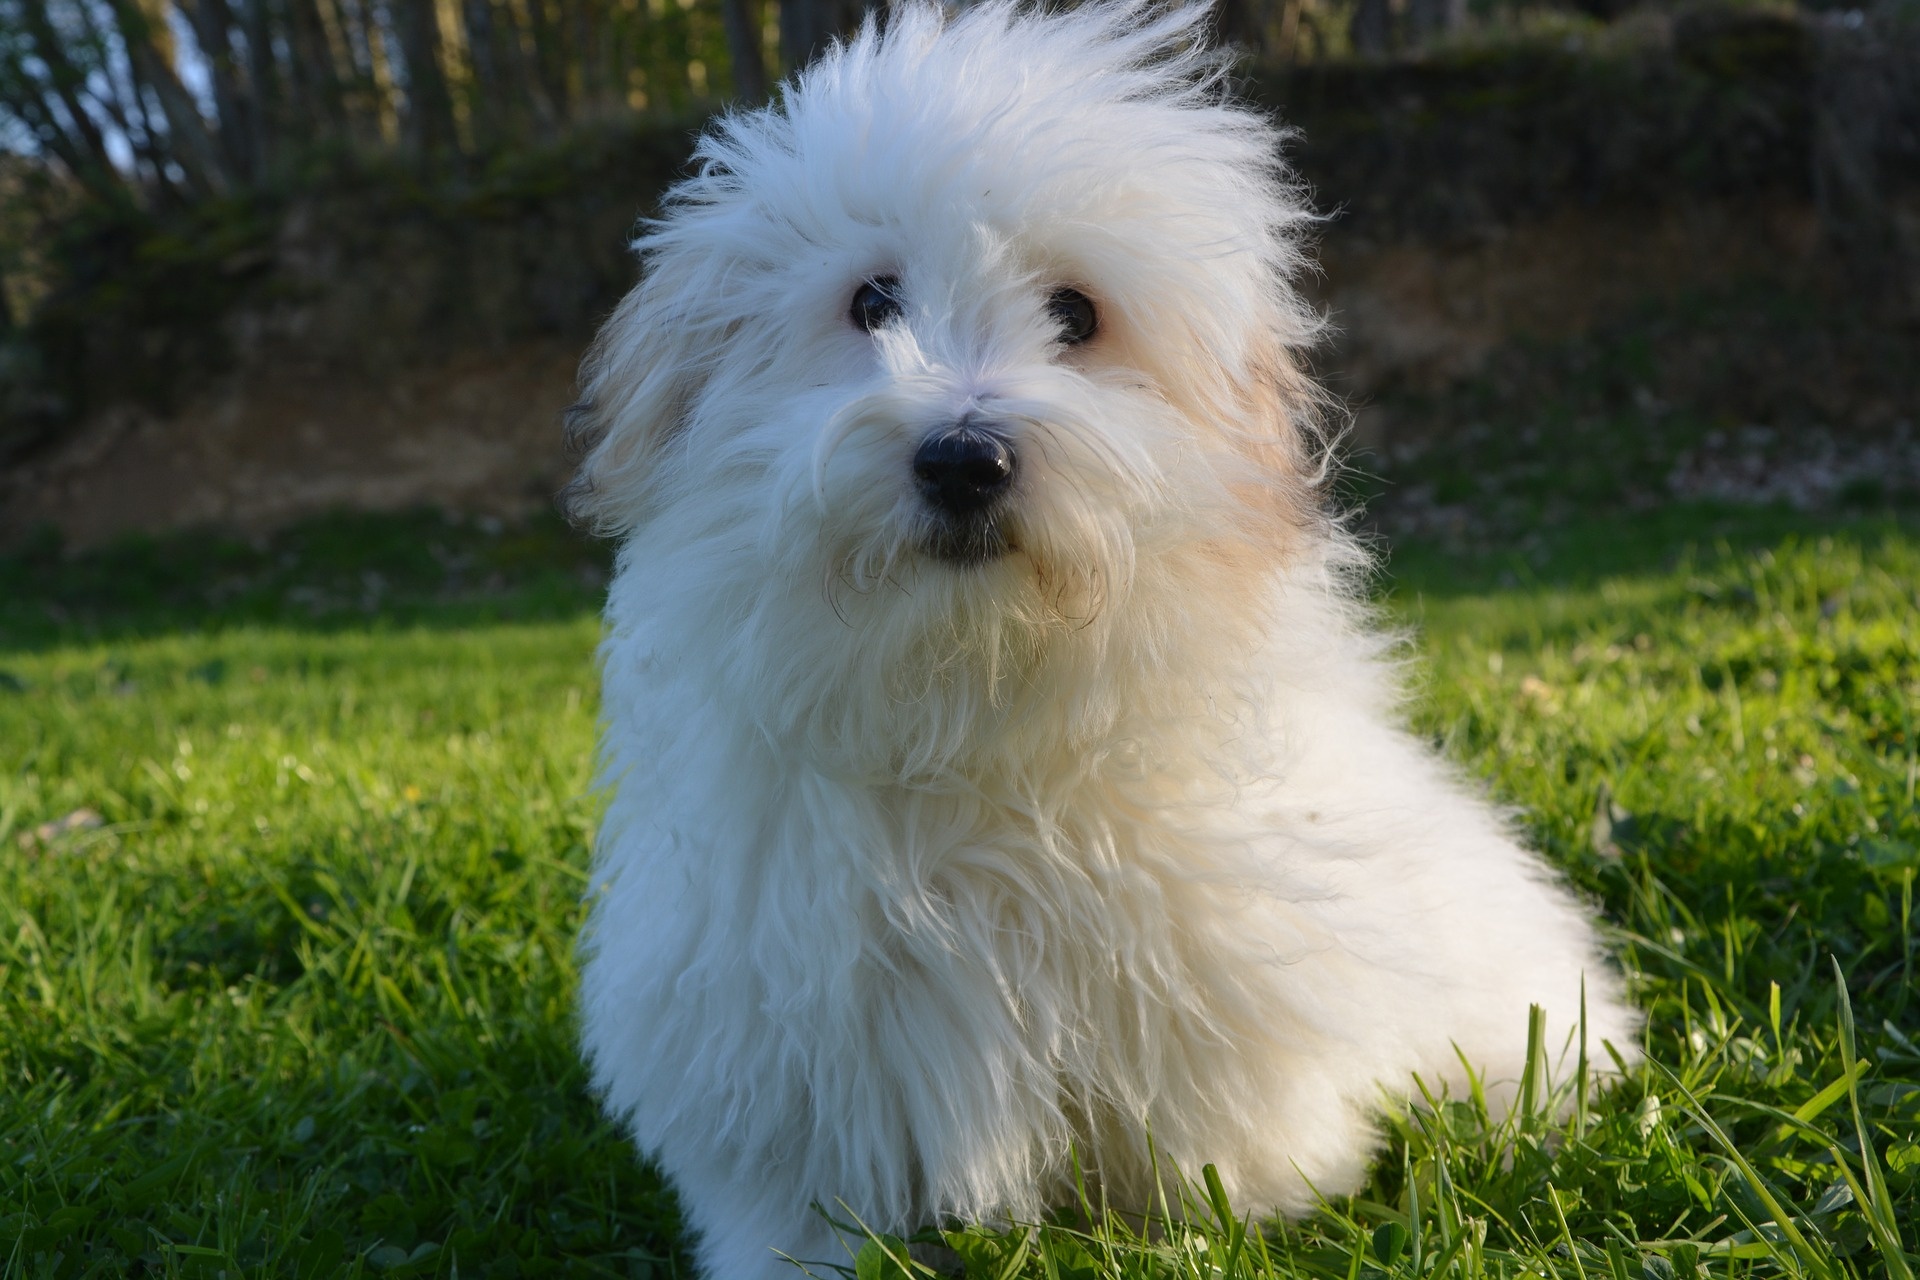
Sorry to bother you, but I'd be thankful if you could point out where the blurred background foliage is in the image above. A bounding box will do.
[0,0,1915,520]
[0,0,1907,212]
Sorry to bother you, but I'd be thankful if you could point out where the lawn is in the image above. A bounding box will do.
[3,500,1916,1279]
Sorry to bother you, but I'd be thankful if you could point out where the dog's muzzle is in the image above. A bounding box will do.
[913,421,1016,565]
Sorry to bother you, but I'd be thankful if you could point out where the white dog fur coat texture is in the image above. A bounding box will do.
[567,4,1640,1276]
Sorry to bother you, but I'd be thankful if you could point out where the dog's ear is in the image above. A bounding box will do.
[1221,325,1333,543]
[560,266,716,537]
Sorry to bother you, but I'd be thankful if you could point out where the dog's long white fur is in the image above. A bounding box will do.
[570,5,1640,1277]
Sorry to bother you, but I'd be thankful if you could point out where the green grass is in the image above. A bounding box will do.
[3,505,1917,1279]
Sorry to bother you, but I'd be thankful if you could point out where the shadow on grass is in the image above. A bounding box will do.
[0,508,615,654]
[3,500,1915,655]
[1374,501,1920,599]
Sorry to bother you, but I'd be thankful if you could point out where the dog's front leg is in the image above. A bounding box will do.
[661,1152,856,1280]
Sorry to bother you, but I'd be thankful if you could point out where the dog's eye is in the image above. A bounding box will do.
[1047,288,1098,345]
[851,277,905,333]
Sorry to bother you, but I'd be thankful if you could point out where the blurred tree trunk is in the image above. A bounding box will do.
[1213,0,1260,53]
[8,7,127,198]
[285,0,352,143]
[522,0,574,128]
[781,0,864,74]
[500,0,562,135]
[459,0,503,142]
[721,0,768,101]
[63,0,179,191]
[178,0,260,178]
[334,0,400,144]
[395,0,459,158]
[1404,0,1464,49]
[1275,0,1303,63]
[240,0,281,172]
[574,0,606,116]
[1350,0,1392,56]
[115,0,237,194]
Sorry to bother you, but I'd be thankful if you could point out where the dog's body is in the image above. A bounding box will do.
[570,6,1638,1276]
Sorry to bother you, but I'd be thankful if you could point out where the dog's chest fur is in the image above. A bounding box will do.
[583,606,1354,1214]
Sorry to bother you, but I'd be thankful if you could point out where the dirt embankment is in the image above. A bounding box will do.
[3,10,1914,547]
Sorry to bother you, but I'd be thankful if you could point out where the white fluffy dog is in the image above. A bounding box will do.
[567,4,1638,1276]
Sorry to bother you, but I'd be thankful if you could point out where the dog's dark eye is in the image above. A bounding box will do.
[851,277,905,333]
[1047,287,1098,345]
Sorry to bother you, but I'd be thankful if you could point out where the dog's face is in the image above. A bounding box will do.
[571,4,1326,772]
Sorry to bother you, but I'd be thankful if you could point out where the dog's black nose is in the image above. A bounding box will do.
[913,425,1015,516]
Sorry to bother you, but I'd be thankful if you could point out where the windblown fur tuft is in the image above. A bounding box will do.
[572,6,1639,1279]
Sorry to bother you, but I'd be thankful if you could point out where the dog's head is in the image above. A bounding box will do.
[572,1,1336,773]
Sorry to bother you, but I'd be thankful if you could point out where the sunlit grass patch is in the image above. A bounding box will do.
[2,591,674,1275]
[2,510,1916,1277]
